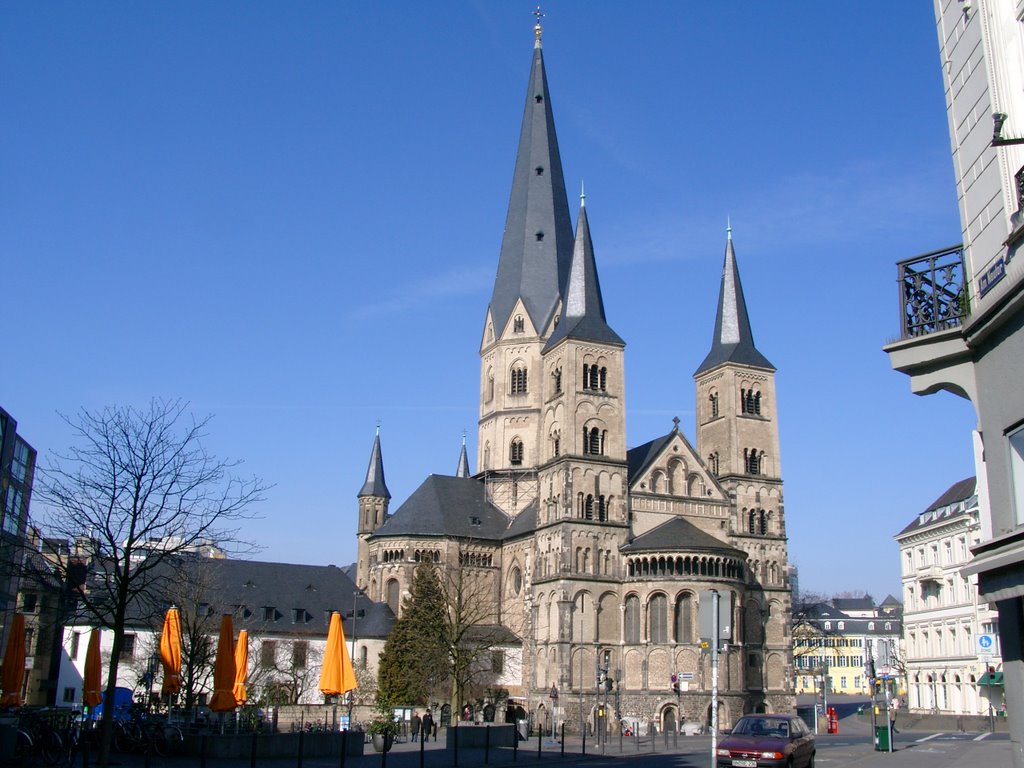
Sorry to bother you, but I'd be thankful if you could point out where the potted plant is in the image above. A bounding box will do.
[367,698,400,753]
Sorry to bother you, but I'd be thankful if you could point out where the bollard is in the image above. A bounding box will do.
[252,731,259,768]
[381,737,387,768]
[454,723,459,768]
[673,728,677,748]
[513,726,518,762]
[297,729,304,768]
[635,727,640,752]
[619,727,622,753]
[581,729,586,756]
[485,725,490,765]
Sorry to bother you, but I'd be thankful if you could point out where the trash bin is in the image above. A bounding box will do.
[874,725,890,751]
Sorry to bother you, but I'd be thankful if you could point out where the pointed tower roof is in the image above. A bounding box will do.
[358,428,391,499]
[544,193,624,350]
[456,434,471,478]
[695,228,774,375]
[487,22,574,338]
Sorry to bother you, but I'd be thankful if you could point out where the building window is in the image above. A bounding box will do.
[675,593,694,643]
[21,593,37,613]
[552,368,562,394]
[69,632,80,660]
[649,594,668,643]
[744,448,762,475]
[63,687,76,703]
[510,367,528,395]
[708,452,719,475]
[748,509,757,534]
[510,440,524,465]
[292,641,308,669]
[583,364,607,391]
[551,430,560,458]
[624,595,641,643]
[583,427,604,456]
[262,606,277,622]
[709,392,719,419]
[491,650,505,675]
[120,634,136,660]
[741,389,762,415]
[261,640,277,667]
[513,316,525,333]
[486,370,494,403]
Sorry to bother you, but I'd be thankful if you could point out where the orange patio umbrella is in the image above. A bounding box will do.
[233,629,248,705]
[0,613,26,707]
[159,607,182,696]
[83,628,103,708]
[209,614,237,712]
[319,611,357,697]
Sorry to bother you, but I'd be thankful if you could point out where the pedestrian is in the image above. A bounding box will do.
[889,696,901,733]
[411,711,421,742]
[423,709,434,743]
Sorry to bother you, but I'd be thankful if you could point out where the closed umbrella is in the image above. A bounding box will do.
[0,613,26,707]
[159,607,182,696]
[83,629,103,708]
[319,611,357,696]
[233,630,248,705]
[209,614,237,712]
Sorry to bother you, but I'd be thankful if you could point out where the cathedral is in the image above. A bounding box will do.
[353,20,793,732]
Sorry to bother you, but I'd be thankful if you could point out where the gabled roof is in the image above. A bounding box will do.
[358,429,390,499]
[372,475,510,540]
[504,499,537,540]
[487,28,574,338]
[695,231,774,375]
[544,200,623,350]
[620,516,744,557]
[627,433,675,484]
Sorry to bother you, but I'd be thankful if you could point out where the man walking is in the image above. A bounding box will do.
[889,696,901,733]
[411,711,422,742]
[423,709,434,742]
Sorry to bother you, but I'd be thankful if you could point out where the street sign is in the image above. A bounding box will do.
[680,672,694,681]
[978,634,995,657]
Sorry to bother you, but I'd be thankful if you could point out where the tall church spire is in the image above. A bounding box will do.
[487,23,574,338]
[455,434,471,478]
[545,195,623,349]
[695,229,774,374]
[358,427,391,499]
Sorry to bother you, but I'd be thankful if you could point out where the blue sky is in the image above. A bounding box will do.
[2,2,976,603]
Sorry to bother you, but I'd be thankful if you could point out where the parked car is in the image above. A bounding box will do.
[716,714,815,768]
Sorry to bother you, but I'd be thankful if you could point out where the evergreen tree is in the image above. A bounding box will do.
[378,563,448,704]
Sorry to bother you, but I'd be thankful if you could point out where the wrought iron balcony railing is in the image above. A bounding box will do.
[897,245,967,339]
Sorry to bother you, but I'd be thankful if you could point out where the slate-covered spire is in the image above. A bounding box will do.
[695,227,774,375]
[487,21,575,338]
[455,434,471,478]
[358,427,391,499]
[545,192,623,349]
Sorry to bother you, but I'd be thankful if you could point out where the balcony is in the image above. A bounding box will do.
[883,245,976,401]
[917,565,943,583]
[897,245,967,339]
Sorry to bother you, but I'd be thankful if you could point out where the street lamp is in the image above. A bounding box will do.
[345,591,366,723]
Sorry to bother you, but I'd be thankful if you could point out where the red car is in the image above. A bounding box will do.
[716,714,816,768]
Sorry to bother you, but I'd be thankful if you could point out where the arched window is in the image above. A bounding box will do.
[709,391,719,419]
[386,579,400,615]
[748,509,756,534]
[552,368,562,394]
[744,448,762,475]
[510,439,524,465]
[708,452,719,475]
[510,366,528,395]
[597,495,607,522]
[584,426,603,455]
[551,430,560,458]
[675,593,693,643]
[486,369,494,403]
[649,594,668,643]
[599,367,607,391]
[624,595,641,643]
[758,510,767,535]
[513,316,525,333]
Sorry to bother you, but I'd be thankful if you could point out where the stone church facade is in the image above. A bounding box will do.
[353,21,794,732]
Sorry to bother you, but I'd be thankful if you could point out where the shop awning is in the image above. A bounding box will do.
[978,672,1004,686]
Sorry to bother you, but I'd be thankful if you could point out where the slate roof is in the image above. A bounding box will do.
[627,432,675,485]
[620,516,744,557]
[371,475,510,541]
[503,500,538,540]
[358,430,391,499]
[488,33,574,338]
[896,476,976,536]
[831,597,875,613]
[78,556,395,639]
[544,200,623,350]
[695,232,774,375]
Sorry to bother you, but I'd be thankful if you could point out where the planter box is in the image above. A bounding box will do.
[446,724,515,749]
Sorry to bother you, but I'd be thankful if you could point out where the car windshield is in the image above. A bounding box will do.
[733,718,790,738]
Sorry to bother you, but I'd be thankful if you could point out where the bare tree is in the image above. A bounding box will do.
[34,400,266,765]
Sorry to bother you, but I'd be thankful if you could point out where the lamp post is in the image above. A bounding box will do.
[346,591,366,723]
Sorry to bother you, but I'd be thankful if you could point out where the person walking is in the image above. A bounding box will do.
[889,696,901,733]
[423,709,434,743]
[411,711,421,742]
